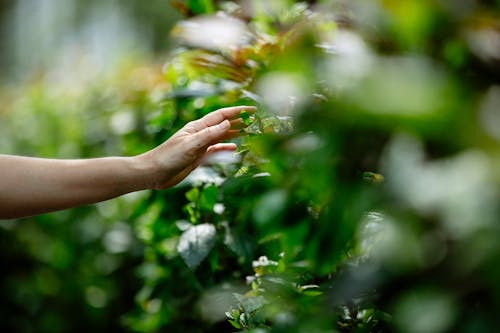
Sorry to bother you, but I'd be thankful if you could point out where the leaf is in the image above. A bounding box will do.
[253,190,287,226]
[241,89,264,104]
[175,220,192,231]
[362,171,385,184]
[226,309,242,329]
[170,0,192,17]
[233,293,268,313]
[177,223,217,269]
[240,110,251,125]
[300,284,323,296]
[200,184,218,211]
[222,221,252,259]
[185,187,200,202]
[188,0,214,14]
[135,201,164,243]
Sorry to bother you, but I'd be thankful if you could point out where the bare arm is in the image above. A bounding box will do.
[0,155,149,218]
[0,106,255,219]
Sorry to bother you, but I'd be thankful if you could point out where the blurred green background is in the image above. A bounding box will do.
[1,0,500,332]
[0,1,179,332]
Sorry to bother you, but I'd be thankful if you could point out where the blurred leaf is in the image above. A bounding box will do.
[177,223,217,269]
[200,184,218,211]
[233,293,268,313]
[253,190,287,226]
[185,187,200,203]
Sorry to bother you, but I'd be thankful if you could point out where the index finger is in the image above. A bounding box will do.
[194,106,256,129]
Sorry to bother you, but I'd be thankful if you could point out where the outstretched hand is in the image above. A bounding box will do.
[139,105,256,189]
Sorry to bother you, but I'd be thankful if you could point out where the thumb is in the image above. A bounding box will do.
[194,119,231,147]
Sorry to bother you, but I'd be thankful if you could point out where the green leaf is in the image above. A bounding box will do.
[200,184,218,211]
[233,293,268,313]
[226,309,242,329]
[177,223,217,270]
[187,0,215,14]
[222,222,253,259]
[185,187,200,202]
[362,171,384,184]
[240,110,251,126]
[253,190,287,226]
[135,201,164,243]
[185,204,198,223]
[300,284,323,297]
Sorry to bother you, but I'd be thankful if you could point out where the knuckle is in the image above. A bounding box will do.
[203,126,216,139]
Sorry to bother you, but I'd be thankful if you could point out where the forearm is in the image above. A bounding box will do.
[0,155,153,219]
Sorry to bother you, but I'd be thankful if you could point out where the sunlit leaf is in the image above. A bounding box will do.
[177,223,217,269]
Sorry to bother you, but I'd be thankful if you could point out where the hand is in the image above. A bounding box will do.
[138,105,256,189]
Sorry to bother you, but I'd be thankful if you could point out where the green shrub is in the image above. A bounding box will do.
[2,1,500,332]
[126,1,500,332]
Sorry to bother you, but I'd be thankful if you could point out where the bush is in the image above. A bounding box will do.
[124,1,499,332]
[126,1,500,332]
[2,1,500,333]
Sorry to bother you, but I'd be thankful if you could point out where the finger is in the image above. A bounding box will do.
[191,106,256,130]
[226,106,256,120]
[201,144,238,166]
[219,129,247,141]
[193,119,231,147]
[206,143,237,154]
[229,117,254,130]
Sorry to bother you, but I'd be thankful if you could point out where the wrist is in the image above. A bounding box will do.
[126,154,159,191]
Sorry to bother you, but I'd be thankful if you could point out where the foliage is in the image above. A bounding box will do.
[2,0,500,333]
[125,0,500,332]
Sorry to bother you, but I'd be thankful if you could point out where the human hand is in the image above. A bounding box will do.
[138,105,256,189]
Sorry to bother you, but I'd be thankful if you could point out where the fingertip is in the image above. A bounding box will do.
[219,119,231,130]
[207,143,237,153]
[220,129,246,141]
[241,105,257,113]
[227,106,257,120]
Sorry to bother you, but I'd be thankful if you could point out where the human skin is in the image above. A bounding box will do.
[0,105,256,219]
